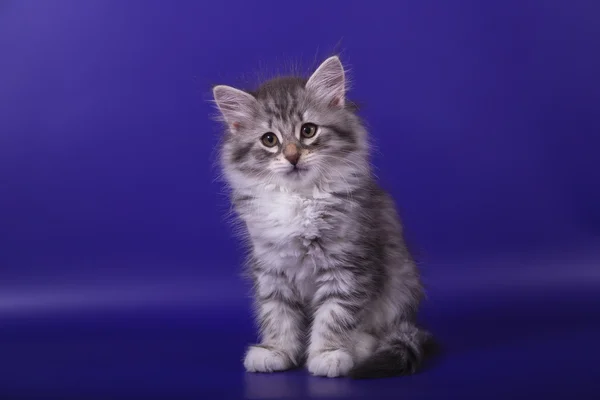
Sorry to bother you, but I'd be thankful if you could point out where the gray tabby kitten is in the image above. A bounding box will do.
[212,56,432,379]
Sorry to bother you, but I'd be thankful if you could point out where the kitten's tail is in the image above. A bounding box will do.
[349,323,439,380]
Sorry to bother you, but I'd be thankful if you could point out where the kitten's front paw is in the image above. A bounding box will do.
[244,345,294,373]
[307,350,354,378]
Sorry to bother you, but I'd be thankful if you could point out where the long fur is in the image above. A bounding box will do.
[212,56,433,379]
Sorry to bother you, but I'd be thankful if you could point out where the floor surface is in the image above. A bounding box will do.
[1,244,599,399]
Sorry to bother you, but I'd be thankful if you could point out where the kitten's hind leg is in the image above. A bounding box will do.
[245,268,306,373]
[349,321,433,379]
[353,330,378,364]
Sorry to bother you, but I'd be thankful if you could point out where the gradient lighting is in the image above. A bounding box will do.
[0,0,599,398]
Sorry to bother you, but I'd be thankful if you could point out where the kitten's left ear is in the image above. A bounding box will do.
[306,56,346,108]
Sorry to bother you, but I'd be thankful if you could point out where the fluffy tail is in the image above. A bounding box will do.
[349,323,438,379]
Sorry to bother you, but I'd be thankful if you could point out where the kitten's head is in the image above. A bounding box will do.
[213,56,369,192]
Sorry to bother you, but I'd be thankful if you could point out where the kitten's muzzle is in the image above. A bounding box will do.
[283,143,300,166]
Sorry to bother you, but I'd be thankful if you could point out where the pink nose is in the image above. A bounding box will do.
[283,143,300,165]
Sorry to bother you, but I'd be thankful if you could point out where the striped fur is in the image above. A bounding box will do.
[213,56,432,379]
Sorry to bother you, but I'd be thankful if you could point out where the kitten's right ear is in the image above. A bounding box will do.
[212,85,257,133]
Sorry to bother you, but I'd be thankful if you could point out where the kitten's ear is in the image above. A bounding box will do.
[306,56,346,108]
[212,85,257,132]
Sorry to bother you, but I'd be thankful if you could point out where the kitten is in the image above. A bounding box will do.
[212,56,432,379]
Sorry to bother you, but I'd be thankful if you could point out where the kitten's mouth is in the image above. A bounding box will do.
[286,166,307,177]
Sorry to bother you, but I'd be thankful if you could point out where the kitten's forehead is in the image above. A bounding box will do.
[253,76,306,101]
[251,77,307,126]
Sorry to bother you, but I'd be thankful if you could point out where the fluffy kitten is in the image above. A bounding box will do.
[212,56,432,379]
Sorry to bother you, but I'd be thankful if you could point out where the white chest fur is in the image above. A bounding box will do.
[244,186,331,251]
[241,185,335,299]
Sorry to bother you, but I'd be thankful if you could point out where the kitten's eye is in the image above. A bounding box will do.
[300,123,318,139]
[260,132,279,147]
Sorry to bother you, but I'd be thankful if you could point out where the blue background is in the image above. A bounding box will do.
[1,0,599,398]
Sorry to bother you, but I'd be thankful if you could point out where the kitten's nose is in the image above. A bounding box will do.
[283,143,300,166]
